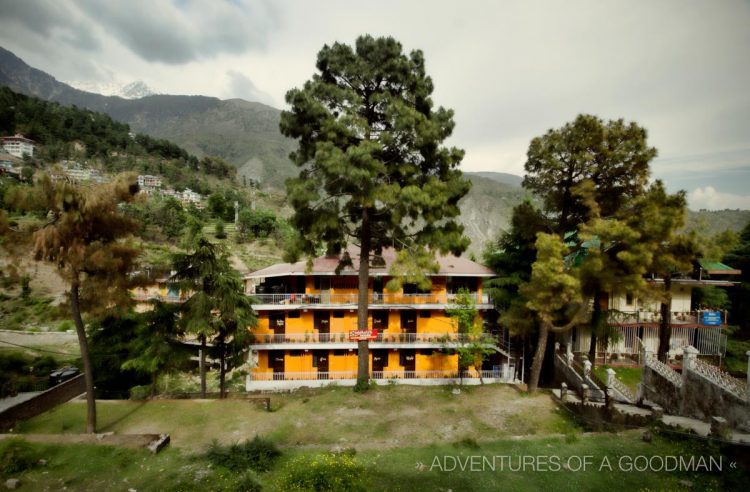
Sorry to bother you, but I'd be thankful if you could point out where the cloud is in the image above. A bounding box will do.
[225,70,274,105]
[688,186,750,211]
[0,0,99,51]
[73,0,279,64]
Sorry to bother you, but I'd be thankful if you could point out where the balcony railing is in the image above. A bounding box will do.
[249,369,507,381]
[251,332,492,344]
[607,310,727,326]
[249,292,490,306]
[131,293,184,303]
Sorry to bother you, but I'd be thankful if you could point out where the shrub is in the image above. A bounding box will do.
[0,438,38,475]
[129,385,152,400]
[205,436,281,472]
[279,453,364,491]
[215,220,227,239]
[233,471,263,492]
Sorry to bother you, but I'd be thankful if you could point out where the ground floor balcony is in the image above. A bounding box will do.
[569,325,727,363]
[246,369,517,390]
[131,293,183,303]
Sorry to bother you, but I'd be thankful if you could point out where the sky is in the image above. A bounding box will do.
[0,0,749,211]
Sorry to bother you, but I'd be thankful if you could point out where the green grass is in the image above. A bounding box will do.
[592,366,643,393]
[0,293,67,330]
[18,385,578,451]
[1,432,740,491]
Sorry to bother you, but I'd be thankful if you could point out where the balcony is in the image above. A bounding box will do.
[607,310,727,327]
[250,332,489,344]
[249,292,491,306]
[248,369,509,382]
[131,293,183,304]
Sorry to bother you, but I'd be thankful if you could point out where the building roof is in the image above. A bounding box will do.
[245,247,495,279]
[1,133,35,143]
[698,260,741,276]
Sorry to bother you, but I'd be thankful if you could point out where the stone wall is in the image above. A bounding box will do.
[641,364,681,412]
[560,400,654,430]
[681,370,750,432]
[0,374,85,431]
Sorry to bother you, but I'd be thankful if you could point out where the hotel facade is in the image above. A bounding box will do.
[242,248,517,390]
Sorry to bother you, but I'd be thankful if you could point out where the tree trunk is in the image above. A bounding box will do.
[219,334,226,399]
[588,289,603,367]
[528,323,549,393]
[70,276,96,433]
[200,335,207,398]
[355,207,372,390]
[657,275,672,363]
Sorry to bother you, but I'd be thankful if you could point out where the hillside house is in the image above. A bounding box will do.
[566,259,741,362]
[0,134,35,158]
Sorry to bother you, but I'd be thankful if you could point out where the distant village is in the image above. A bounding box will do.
[0,133,204,208]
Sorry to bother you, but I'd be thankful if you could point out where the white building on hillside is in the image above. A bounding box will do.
[137,174,162,189]
[1,134,36,158]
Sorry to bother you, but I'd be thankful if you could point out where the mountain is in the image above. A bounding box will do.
[0,46,529,253]
[67,80,157,99]
[0,46,299,189]
[465,171,523,187]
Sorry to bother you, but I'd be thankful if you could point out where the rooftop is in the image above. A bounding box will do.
[245,247,495,279]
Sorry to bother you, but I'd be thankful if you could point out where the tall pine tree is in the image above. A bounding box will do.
[280,35,471,388]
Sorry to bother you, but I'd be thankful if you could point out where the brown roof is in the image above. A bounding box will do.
[245,247,495,279]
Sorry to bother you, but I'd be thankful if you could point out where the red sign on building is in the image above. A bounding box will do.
[349,329,378,341]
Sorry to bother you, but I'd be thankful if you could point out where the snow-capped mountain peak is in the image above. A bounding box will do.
[66,80,158,99]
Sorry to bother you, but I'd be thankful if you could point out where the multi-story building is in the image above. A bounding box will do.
[1,134,35,158]
[137,174,162,189]
[243,248,516,390]
[566,259,741,362]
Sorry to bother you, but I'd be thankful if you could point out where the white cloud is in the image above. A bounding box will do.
[688,186,750,211]
[0,0,749,185]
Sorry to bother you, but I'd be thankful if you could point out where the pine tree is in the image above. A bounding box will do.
[29,175,141,432]
[171,238,256,398]
[280,35,471,388]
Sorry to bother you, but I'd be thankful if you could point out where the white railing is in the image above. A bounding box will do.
[644,352,683,388]
[575,326,726,357]
[249,369,507,381]
[251,333,490,344]
[608,374,637,403]
[250,292,490,306]
[607,310,727,326]
[691,358,747,399]
[131,293,183,303]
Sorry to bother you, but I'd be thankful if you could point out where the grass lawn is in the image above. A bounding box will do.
[17,385,576,451]
[8,384,747,490]
[593,365,643,393]
[1,431,742,491]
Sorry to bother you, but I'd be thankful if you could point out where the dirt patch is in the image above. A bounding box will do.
[0,432,161,450]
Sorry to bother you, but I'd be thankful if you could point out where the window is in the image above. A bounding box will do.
[314,311,330,330]
[333,349,347,356]
[332,277,358,289]
[287,310,300,319]
[419,310,431,318]
[625,293,634,306]
[333,310,345,319]
[314,277,330,290]
[289,350,302,357]
[403,283,417,294]
[373,310,389,329]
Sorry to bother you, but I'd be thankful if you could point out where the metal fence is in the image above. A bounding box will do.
[249,369,508,381]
